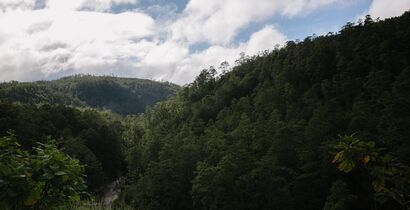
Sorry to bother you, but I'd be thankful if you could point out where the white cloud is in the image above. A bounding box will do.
[0,0,139,12]
[170,0,342,45]
[366,0,410,19]
[245,25,287,55]
[170,25,287,84]
[0,0,354,84]
[141,41,188,67]
[46,0,138,12]
[170,0,274,45]
[171,46,242,83]
[0,7,154,81]
[0,0,35,11]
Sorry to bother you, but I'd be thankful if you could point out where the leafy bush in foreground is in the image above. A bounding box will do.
[0,135,87,209]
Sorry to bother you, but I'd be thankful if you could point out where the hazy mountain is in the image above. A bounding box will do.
[0,75,180,115]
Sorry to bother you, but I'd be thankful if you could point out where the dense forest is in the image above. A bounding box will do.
[0,103,125,191]
[1,11,410,210]
[120,13,410,210]
[0,75,178,208]
[0,75,179,115]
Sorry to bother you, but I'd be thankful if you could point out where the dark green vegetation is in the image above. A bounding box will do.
[0,103,125,192]
[0,135,87,209]
[0,75,179,115]
[0,75,179,209]
[1,12,410,210]
[121,13,410,210]
[331,134,410,209]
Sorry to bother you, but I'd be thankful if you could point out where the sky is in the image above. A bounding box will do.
[0,0,409,85]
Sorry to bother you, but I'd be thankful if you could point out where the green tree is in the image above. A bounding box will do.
[331,134,410,209]
[0,135,87,209]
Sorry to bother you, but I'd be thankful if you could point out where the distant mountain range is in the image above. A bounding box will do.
[0,75,180,115]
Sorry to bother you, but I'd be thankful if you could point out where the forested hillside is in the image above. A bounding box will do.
[0,75,178,208]
[0,75,179,115]
[120,13,410,210]
[1,11,410,210]
[0,103,125,192]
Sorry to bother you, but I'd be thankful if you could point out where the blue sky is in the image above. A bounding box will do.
[154,0,373,47]
[0,0,409,84]
[137,0,373,49]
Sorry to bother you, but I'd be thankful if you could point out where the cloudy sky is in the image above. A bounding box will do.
[0,0,409,84]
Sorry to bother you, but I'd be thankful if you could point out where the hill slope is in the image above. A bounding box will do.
[121,13,410,210]
[0,75,180,115]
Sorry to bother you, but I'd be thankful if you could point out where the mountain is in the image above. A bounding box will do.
[0,75,180,199]
[2,11,410,210]
[0,75,180,115]
[121,13,410,210]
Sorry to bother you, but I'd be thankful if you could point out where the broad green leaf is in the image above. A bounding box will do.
[41,173,54,180]
[55,171,67,176]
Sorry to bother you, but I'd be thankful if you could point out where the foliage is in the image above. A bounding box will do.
[0,135,87,209]
[331,134,410,209]
[0,75,179,115]
[331,134,380,173]
[0,103,125,192]
[1,11,410,210]
[122,12,410,210]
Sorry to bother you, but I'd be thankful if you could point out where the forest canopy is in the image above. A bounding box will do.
[120,12,410,210]
[0,75,179,115]
[1,11,410,210]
